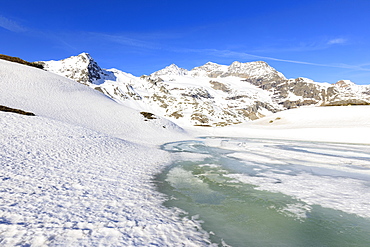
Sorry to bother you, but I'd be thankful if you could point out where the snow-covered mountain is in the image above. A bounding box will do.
[38,53,370,127]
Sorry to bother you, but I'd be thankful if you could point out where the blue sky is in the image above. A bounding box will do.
[1,0,370,84]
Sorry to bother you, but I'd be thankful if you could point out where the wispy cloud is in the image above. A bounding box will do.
[88,32,160,50]
[224,50,370,71]
[252,37,349,54]
[327,38,347,45]
[177,48,370,72]
[253,41,328,53]
[0,15,26,32]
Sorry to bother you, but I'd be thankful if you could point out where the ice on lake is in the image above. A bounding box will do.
[157,138,370,246]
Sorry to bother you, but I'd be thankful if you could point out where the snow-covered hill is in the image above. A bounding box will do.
[38,53,370,127]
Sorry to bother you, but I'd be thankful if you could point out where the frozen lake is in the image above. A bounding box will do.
[156,138,370,246]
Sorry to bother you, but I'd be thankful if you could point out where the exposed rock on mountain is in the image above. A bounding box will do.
[244,76,370,109]
[39,53,370,126]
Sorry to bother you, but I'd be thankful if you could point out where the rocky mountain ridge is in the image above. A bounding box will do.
[38,53,370,127]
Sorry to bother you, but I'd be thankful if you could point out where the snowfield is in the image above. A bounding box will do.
[1,58,370,246]
[191,105,370,145]
[0,113,211,246]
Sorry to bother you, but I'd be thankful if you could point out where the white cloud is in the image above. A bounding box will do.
[0,15,25,32]
[327,38,347,45]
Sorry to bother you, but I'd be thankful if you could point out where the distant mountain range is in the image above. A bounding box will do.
[37,53,370,127]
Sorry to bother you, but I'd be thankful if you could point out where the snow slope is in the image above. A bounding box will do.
[0,59,215,246]
[0,59,185,145]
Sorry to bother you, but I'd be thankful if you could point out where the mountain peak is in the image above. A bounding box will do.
[334,80,356,88]
[226,60,286,80]
[151,64,188,77]
[190,62,228,78]
[39,53,105,85]
[204,61,219,66]
[78,52,91,57]
[167,63,180,69]
[59,52,93,64]
[76,52,93,61]
[230,61,242,65]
